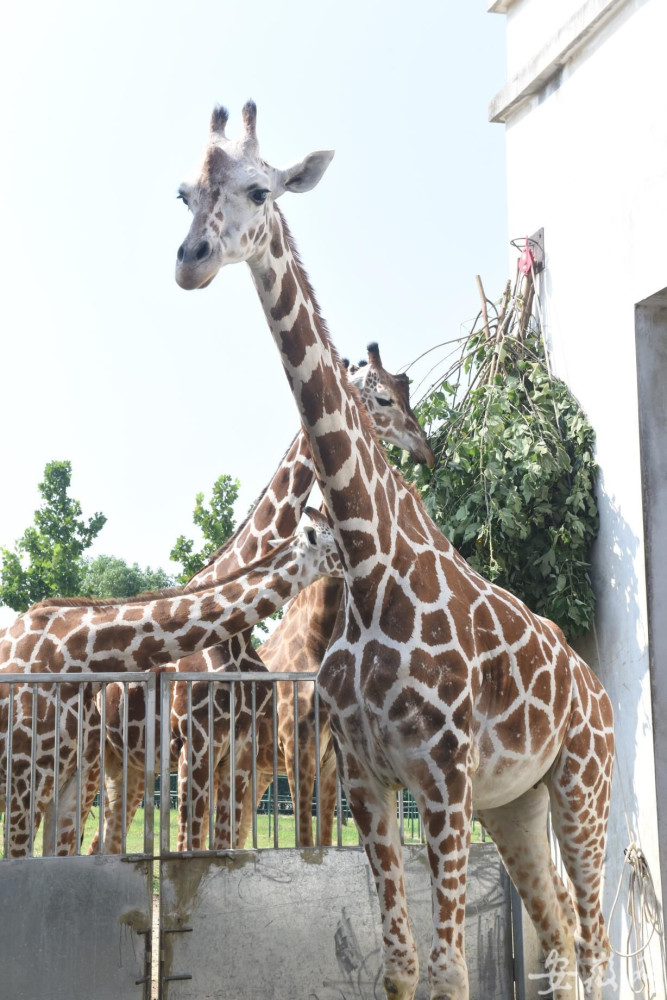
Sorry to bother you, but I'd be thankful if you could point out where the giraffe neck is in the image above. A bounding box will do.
[248,207,439,580]
[187,430,315,587]
[3,537,329,674]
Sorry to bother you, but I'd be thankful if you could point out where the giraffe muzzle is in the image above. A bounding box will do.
[175,239,219,290]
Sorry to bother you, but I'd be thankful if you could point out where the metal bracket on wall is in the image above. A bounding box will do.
[511,228,545,274]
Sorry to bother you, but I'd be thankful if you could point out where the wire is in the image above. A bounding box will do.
[607,842,666,995]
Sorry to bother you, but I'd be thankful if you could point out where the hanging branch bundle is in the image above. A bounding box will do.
[395,271,599,640]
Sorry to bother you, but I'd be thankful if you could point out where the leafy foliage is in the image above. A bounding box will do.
[81,556,174,599]
[0,461,107,612]
[170,474,241,585]
[395,319,599,640]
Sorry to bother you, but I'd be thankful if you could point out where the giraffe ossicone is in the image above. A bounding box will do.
[175,102,614,1000]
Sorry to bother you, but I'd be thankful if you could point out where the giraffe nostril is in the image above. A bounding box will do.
[177,244,185,263]
[195,240,211,262]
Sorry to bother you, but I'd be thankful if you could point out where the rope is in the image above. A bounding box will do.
[607,842,665,995]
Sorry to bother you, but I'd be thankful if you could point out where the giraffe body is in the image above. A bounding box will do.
[175,103,614,1000]
[99,343,431,852]
[0,512,340,856]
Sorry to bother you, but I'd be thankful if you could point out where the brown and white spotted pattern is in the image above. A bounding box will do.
[97,344,431,853]
[174,101,614,1000]
[0,512,340,856]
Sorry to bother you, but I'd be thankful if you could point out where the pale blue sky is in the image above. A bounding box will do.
[0,1,508,620]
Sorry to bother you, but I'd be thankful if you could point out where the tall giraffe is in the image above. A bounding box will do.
[94,345,431,853]
[174,102,614,1000]
[0,512,340,856]
[233,342,434,849]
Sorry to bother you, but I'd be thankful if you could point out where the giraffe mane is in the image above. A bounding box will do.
[278,206,433,526]
[277,208,381,449]
[27,536,297,613]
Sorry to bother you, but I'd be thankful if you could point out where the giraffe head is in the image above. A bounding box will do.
[346,343,435,468]
[175,101,334,290]
[292,506,342,582]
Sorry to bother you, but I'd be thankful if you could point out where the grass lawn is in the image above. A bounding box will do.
[0,805,485,857]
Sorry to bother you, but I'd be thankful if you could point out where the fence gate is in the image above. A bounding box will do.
[0,672,156,1000]
[1,671,515,1000]
[156,672,515,1000]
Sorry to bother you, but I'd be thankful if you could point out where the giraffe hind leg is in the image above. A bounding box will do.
[546,687,614,1000]
[477,783,578,1000]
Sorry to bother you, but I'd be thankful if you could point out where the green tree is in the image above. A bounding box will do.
[394,308,599,640]
[170,474,240,584]
[81,555,174,599]
[0,460,107,612]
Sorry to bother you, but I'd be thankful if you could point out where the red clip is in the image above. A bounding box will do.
[518,238,534,275]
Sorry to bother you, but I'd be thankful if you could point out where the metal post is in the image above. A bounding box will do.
[292,680,300,848]
[98,683,106,854]
[313,682,321,846]
[160,672,172,856]
[229,681,236,850]
[144,673,156,857]
[208,679,214,850]
[251,682,258,849]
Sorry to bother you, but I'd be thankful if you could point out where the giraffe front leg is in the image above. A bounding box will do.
[412,770,473,1000]
[345,782,419,1000]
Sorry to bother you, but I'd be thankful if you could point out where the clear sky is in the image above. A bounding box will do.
[0,1,508,623]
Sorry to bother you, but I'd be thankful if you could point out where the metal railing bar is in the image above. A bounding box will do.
[4,683,13,858]
[186,682,193,852]
[292,680,300,849]
[52,685,61,857]
[98,684,106,854]
[314,682,321,847]
[271,686,279,849]
[208,679,214,850]
[75,686,84,855]
[121,681,129,855]
[143,674,156,858]
[336,770,343,848]
[29,687,37,857]
[229,683,236,850]
[160,673,172,855]
[251,682,258,850]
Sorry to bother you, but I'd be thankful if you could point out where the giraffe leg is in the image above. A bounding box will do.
[545,701,614,999]
[345,781,420,1000]
[477,783,579,1000]
[319,748,337,846]
[411,777,473,1000]
[177,740,210,851]
[284,730,316,847]
[213,733,255,849]
[89,752,145,854]
[236,772,272,848]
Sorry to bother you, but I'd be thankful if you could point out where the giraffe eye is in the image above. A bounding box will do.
[376,397,394,407]
[305,527,317,546]
[177,192,190,208]
[249,188,269,205]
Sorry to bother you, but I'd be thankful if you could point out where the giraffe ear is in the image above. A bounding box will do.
[278,150,335,195]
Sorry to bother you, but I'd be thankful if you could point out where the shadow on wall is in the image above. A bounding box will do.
[575,484,646,841]
[573,484,665,990]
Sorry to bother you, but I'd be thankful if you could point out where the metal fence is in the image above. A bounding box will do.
[0,670,514,1000]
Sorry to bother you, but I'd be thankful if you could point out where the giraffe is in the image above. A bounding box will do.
[174,101,614,1000]
[97,344,432,853]
[0,511,340,856]
[232,342,434,850]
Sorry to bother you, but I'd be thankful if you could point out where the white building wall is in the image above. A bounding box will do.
[490,1,667,996]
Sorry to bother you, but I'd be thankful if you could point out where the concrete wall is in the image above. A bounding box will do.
[489,1,667,996]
